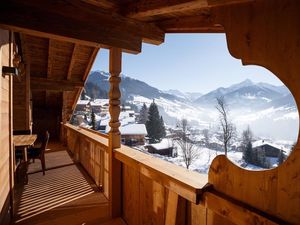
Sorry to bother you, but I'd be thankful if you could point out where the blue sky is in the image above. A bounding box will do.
[91,34,283,93]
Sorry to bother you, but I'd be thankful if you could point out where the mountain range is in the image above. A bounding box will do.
[83,71,298,141]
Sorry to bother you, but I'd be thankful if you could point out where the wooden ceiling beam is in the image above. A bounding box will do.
[67,44,78,81]
[124,0,253,19]
[82,48,99,81]
[72,88,84,111]
[31,77,84,91]
[80,0,119,10]
[158,14,224,33]
[0,0,164,53]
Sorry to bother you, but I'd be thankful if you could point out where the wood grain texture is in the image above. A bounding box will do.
[65,123,107,189]
[124,0,252,19]
[0,0,165,52]
[158,14,224,33]
[0,29,13,224]
[207,1,300,224]
[165,190,179,225]
[31,77,84,91]
[114,145,208,203]
[108,47,122,218]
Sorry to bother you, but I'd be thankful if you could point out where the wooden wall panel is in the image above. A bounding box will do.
[122,164,140,225]
[207,1,300,224]
[13,64,30,131]
[0,28,13,224]
[122,165,166,225]
[188,203,206,225]
[65,124,107,190]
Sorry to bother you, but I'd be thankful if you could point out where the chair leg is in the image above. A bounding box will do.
[41,157,46,175]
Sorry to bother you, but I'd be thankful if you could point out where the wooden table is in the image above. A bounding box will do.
[13,134,37,162]
[13,134,37,184]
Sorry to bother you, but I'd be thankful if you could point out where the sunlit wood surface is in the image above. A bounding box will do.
[13,142,111,225]
[13,135,37,147]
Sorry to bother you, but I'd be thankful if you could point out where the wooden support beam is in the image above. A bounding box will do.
[108,47,122,218]
[202,191,289,225]
[47,39,53,78]
[31,77,84,91]
[67,44,78,80]
[81,0,119,10]
[72,88,84,111]
[158,14,224,33]
[0,0,164,53]
[82,48,99,81]
[124,0,253,19]
[165,191,179,225]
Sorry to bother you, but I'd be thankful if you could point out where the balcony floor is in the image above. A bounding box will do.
[13,142,111,225]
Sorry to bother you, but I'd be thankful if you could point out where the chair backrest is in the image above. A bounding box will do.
[40,131,50,155]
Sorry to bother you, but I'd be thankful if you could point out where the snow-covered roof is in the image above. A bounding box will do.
[119,124,147,135]
[77,99,109,106]
[252,140,286,151]
[148,138,173,150]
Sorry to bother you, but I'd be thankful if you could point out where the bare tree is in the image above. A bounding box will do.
[215,96,235,156]
[202,129,212,163]
[202,129,210,147]
[176,119,199,169]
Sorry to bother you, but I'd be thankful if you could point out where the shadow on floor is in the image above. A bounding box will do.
[13,142,110,225]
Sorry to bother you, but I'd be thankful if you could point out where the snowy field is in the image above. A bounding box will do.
[136,138,284,174]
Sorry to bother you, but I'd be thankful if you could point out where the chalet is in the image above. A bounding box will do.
[252,140,285,157]
[120,124,147,146]
[146,139,175,157]
[75,99,109,114]
[0,1,299,225]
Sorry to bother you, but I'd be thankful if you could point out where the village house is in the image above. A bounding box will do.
[120,124,148,146]
[146,139,175,157]
[75,99,109,114]
[252,140,286,157]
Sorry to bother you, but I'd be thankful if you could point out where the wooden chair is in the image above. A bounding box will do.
[27,131,50,175]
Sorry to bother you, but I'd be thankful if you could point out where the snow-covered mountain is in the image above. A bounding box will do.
[85,71,179,102]
[84,71,299,141]
[194,79,288,109]
[164,89,202,101]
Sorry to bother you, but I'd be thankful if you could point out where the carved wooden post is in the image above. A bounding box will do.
[108,47,122,217]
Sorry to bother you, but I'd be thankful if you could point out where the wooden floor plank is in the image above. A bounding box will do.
[13,142,110,225]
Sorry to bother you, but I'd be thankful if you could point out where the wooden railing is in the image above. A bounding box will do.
[64,123,290,225]
[114,145,209,225]
[64,123,109,197]
[114,146,288,225]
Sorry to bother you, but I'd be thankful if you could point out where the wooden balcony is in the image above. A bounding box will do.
[61,124,290,225]
[13,142,112,225]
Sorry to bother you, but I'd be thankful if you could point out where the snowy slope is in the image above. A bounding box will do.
[84,71,299,141]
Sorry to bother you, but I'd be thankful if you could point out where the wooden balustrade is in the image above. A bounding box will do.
[64,123,290,225]
[64,123,109,197]
[114,146,287,225]
[114,145,209,225]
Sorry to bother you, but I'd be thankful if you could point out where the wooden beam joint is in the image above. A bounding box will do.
[31,77,84,91]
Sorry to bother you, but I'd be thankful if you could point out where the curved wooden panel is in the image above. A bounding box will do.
[208,1,300,224]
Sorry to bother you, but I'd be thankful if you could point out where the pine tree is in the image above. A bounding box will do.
[242,126,253,163]
[138,103,148,124]
[91,110,96,130]
[160,116,166,138]
[146,102,163,143]
[243,141,253,163]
